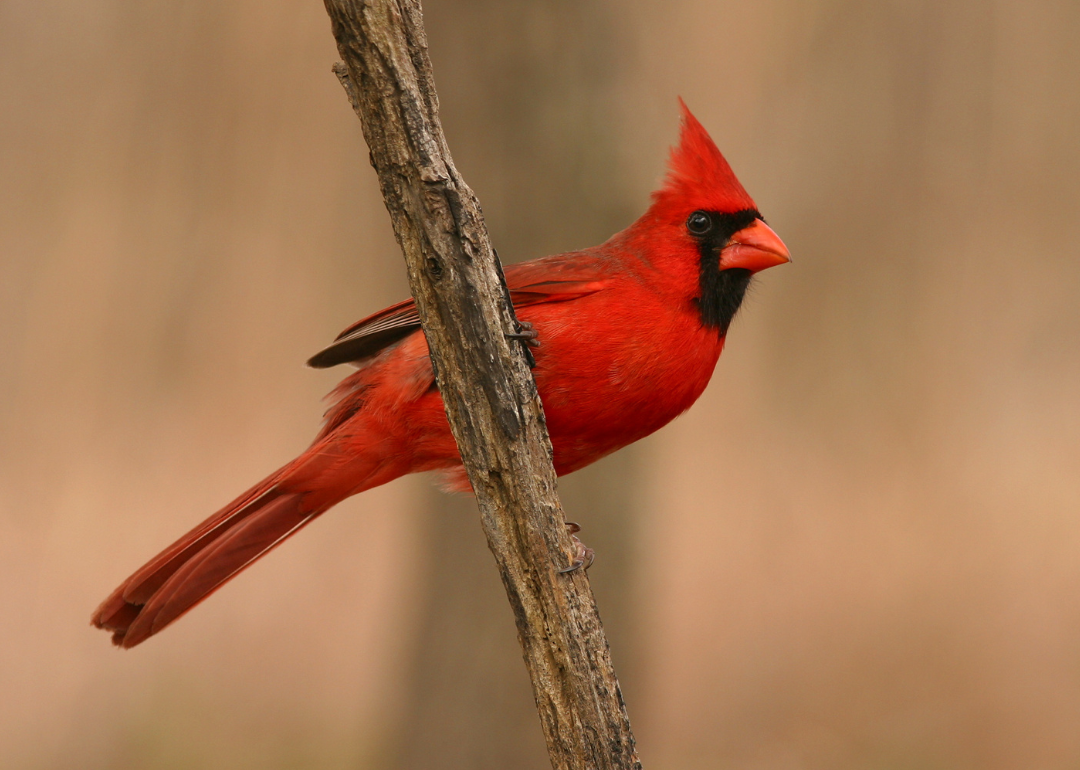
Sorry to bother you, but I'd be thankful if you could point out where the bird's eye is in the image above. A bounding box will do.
[686,210,712,236]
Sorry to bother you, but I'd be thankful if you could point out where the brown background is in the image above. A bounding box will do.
[3,1,1079,768]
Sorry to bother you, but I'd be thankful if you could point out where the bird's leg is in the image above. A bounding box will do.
[505,320,540,347]
[496,246,539,364]
[559,521,595,574]
[506,319,539,368]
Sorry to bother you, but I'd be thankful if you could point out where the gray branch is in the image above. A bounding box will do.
[320,1,641,768]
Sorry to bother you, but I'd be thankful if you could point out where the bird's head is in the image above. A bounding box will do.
[637,100,790,331]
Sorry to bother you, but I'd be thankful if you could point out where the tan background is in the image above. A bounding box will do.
[3,1,1079,768]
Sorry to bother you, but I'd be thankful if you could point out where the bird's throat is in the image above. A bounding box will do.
[697,263,752,334]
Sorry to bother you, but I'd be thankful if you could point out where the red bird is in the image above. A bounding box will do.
[92,102,789,648]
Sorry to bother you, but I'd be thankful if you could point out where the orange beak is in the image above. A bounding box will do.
[719,219,791,273]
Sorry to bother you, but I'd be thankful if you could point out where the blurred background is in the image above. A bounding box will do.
[2,0,1079,768]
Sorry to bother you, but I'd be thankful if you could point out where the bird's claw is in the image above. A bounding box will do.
[559,521,595,574]
[505,320,540,348]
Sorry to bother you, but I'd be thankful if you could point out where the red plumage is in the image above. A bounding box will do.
[92,102,789,648]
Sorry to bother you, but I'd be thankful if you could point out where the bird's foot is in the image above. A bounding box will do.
[559,521,595,574]
[505,320,540,348]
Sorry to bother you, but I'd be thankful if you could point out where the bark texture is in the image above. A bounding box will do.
[321,2,641,768]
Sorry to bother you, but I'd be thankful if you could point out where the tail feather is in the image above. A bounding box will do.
[91,402,420,648]
[122,482,284,606]
[91,468,324,648]
[121,493,314,647]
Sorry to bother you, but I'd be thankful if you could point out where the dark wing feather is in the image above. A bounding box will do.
[307,299,421,368]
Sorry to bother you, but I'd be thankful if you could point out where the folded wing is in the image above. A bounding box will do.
[307,254,610,369]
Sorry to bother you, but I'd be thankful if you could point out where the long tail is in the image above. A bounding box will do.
[90,426,403,648]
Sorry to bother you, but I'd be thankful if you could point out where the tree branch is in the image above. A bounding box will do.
[320,1,640,768]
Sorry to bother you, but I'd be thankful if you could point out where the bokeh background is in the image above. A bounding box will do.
[3,1,1080,768]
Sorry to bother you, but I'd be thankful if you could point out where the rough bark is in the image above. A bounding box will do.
[321,1,641,769]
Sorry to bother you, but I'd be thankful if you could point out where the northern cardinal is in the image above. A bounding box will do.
[92,102,789,648]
